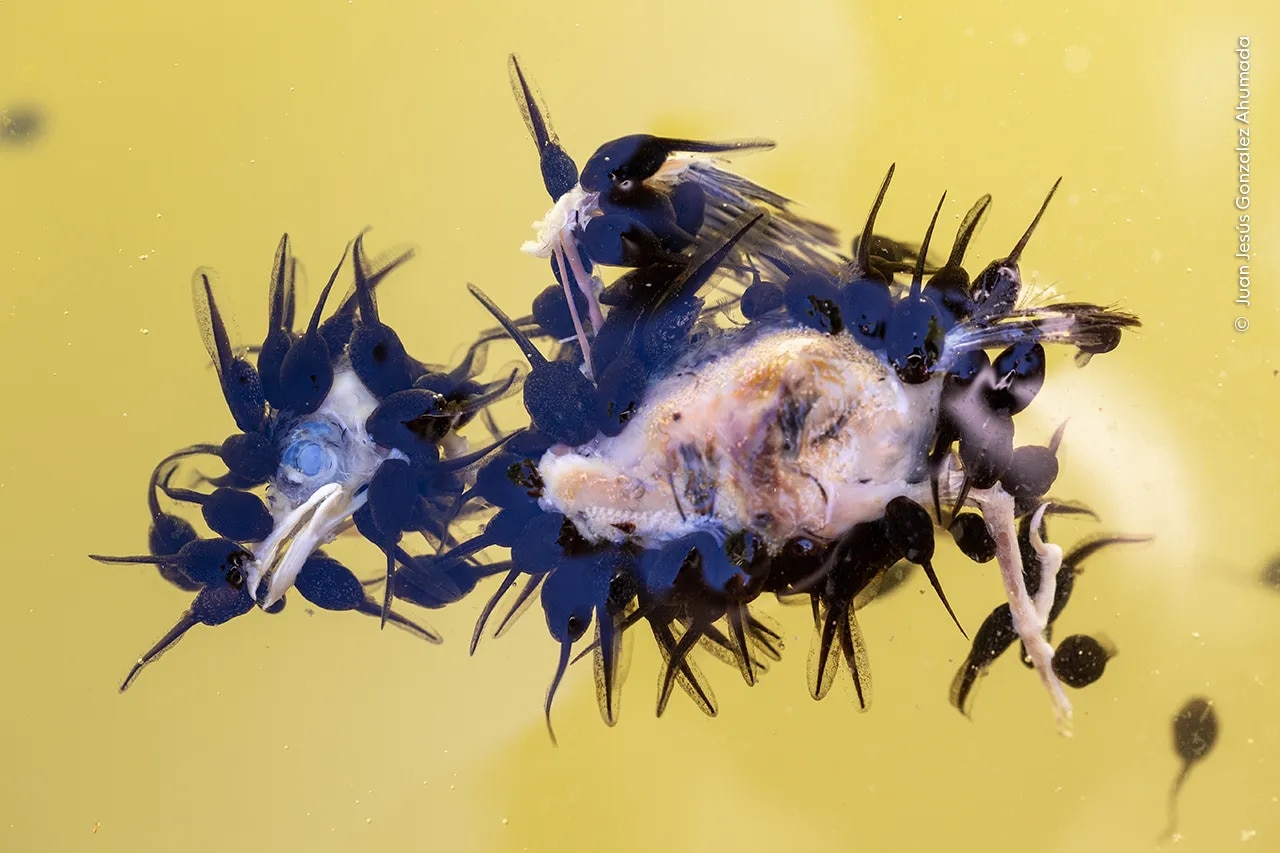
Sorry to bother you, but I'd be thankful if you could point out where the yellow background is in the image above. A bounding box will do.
[1,1,1275,851]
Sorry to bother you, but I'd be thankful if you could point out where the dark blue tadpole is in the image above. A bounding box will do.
[415,322,505,394]
[362,457,421,626]
[413,367,520,428]
[391,544,505,611]
[840,165,897,350]
[143,458,200,575]
[627,545,733,717]
[644,533,745,716]
[192,270,266,434]
[923,194,991,326]
[740,262,785,321]
[510,512,576,576]
[760,535,826,595]
[947,349,991,386]
[295,552,442,643]
[1074,325,1123,365]
[643,610,718,718]
[467,283,597,447]
[144,441,275,533]
[258,233,297,409]
[970,178,1062,319]
[534,544,633,740]
[115,580,257,692]
[691,532,774,688]
[576,134,769,272]
[637,298,698,373]
[639,209,768,368]
[597,185,694,254]
[883,496,966,638]
[686,531,744,593]
[483,506,538,548]
[347,233,418,399]
[276,239,350,415]
[785,271,844,334]
[409,433,517,521]
[598,263,681,312]
[581,213,678,268]
[460,429,550,509]
[463,564,520,648]
[985,340,1046,415]
[508,54,579,201]
[594,550,637,725]
[219,432,278,485]
[91,537,254,589]
[539,566,596,745]
[594,354,647,437]
[155,465,274,544]
[886,191,948,384]
[366,388,453,460]
[468,512,579,656]
[318,243,417,356]
[579,134,774,195]
[638,538,691,599]
[532,281,591,340]
[671,181,707,241]
[467,449,544,510]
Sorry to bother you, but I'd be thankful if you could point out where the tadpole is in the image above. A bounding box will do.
[1161,696,1220,841]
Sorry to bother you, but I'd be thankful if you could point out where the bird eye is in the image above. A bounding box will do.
[285,440,330,478]
[277,416,347,499]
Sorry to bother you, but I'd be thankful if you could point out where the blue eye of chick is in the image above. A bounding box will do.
[278,417,344,486]
[271,412,348,512]
[283,436,331,477]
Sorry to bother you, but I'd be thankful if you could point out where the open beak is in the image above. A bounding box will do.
[246,482,368,608]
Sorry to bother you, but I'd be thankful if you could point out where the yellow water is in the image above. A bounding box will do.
[2,2,1276,851]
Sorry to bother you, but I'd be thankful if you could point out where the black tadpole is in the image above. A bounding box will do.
[259,234,297,409]
[508,54,579,201]
[884,496,966,638]
[467,282,597,447]
[1161,696,1220,841]
[276,238,348,415]
[924,193,991,322]
[886,192,948,383]
[1049,634,1113,688]
[192,269,267,433]
[969,178,1062,319]
[347,232,417,398]
[1260,555,1280,590]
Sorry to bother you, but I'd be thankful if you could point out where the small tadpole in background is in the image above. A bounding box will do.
[0,103,45,146]
[1259,554,1280,591]
[1161,696,1220,842]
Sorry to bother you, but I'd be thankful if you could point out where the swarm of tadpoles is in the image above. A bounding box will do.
[97,54,1142,742]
